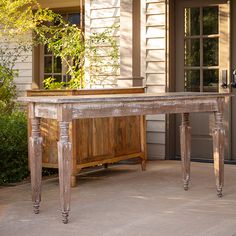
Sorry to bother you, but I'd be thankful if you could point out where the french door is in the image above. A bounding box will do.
[175,0,231,159]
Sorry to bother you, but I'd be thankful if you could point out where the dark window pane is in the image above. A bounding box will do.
[44,75,52,80]
[185,70,200,92]
[68,13,80,25]
[203,69,219,92]
[44,57,52,73]
[184,8,200,36]
[203,6,218,35]
[203,38,219,66]
[54,57,62,73]
[53,75,62,82]
[184,39,200,66]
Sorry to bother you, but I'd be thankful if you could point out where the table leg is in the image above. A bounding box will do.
[29,117,42,214]
[58,121,72,224]
[180,113,191,191]
[212,112,225,197]
[140,115,147,171]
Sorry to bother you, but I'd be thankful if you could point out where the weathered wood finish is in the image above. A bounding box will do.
[28,104,43,215]
[19,92,231,223]
[213,111,225,197]
[58,121,72,224]
[27,88,146,187]
[180,113,191,191]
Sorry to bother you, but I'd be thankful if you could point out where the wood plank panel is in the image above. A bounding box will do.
[114,116,141,156]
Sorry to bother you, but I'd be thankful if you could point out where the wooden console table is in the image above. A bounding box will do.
[18,92,230,224]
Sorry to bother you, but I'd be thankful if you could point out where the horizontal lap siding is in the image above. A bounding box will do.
[144,0,167,159]
[85,0,120,88]
[0,31,33,96]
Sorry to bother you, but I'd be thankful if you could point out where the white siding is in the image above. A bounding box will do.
[0,31,33,96]
[85,0,120,88]
[141,0,167,160]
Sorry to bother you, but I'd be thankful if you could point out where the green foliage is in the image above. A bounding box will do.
[0,111,28,185]
[0,65,17,114]
[0,0,56,38]
[0,0,119,90]
[43,77,66,90]
[37,20,119,89]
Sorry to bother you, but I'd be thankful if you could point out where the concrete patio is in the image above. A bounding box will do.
[1,160,236,236]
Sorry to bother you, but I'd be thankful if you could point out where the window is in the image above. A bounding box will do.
[184,6,219,92]
[42,12,82,84]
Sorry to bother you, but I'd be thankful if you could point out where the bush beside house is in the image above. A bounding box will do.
[0,111,28,184]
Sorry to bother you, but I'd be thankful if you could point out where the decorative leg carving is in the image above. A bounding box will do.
[29,117,42,214]
[58,121,72,224]
[180,113,191,191]
[213,112,225,197]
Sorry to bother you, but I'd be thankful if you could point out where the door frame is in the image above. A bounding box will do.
[166,0,232,160]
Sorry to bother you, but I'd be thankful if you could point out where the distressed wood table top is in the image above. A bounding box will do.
[19,92,231,120]
[19,92,230,103]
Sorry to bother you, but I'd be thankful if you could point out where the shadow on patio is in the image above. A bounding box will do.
[1,160,236,236]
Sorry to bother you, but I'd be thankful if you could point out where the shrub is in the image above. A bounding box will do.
[0,64,17,114]
[0,111,28,184]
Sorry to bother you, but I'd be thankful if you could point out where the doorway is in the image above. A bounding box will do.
[171,0,231,160]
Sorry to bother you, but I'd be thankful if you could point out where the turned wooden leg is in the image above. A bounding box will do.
[140,115,147,171]
[58,122,72,224]
[180,113,191,191]
[212,112,225,197]
[71,119,77,188]
[29,117,43,214]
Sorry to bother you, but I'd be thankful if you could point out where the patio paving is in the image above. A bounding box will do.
[1,160,236,236]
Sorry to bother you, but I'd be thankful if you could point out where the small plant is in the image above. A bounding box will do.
[0,111,28,184]
[43,77,66,90]
[0,65,18,114]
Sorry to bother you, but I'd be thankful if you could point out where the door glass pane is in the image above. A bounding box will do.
[184,39,200,66]
[184,8,200,36]
[203,38,219,66]
[54,57,62,73]
[203,69,219,92]
[184,70,200,92]
[44,57,52,73]
[203,6,219,35]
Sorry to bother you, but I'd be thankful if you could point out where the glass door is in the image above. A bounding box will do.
[175,0,230,160]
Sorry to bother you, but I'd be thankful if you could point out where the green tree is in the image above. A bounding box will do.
[0,0,119,89]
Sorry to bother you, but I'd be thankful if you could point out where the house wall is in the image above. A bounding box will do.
[0,31,33,96]
[85,0,120,88]
[13,34,33,96]
[141,0,167,159]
